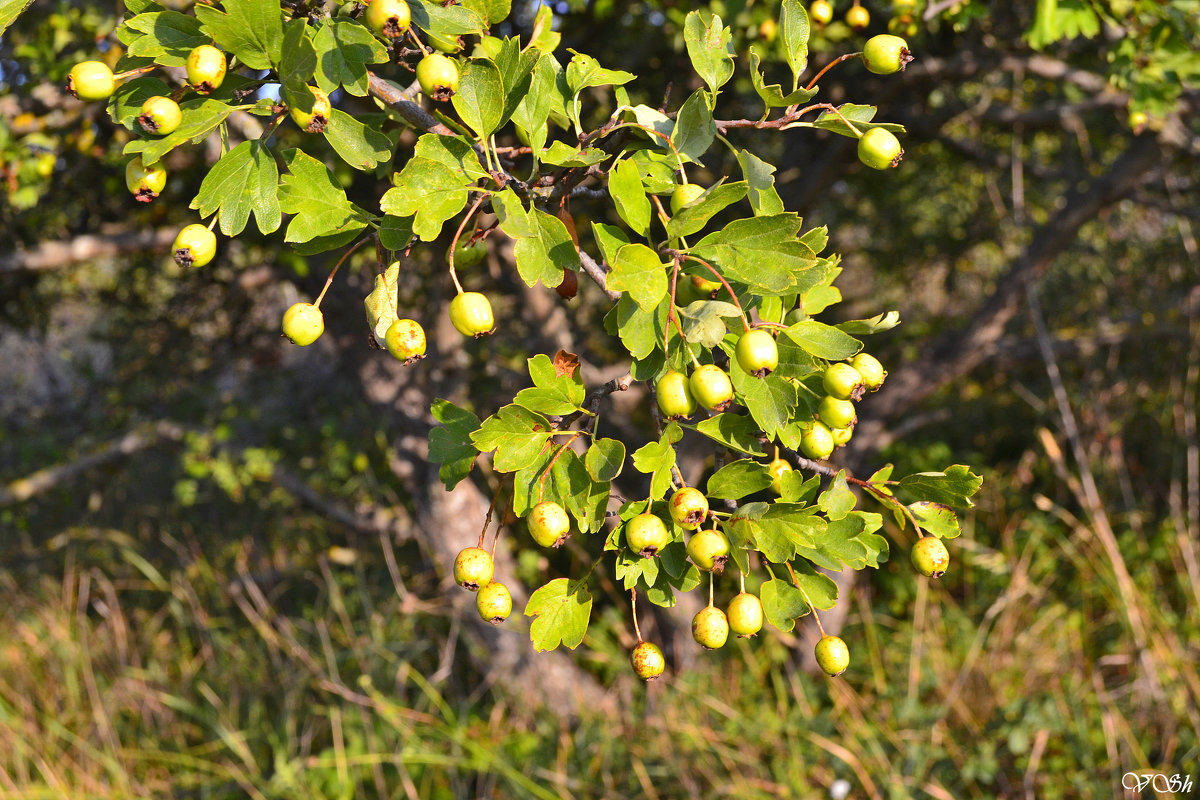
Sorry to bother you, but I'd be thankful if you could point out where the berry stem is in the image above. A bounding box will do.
[537,433,582,502]
[804,52,862,91]
[314,235,373,309]
[408,28,430,56]
[113,65,156,82]
[478,480,506,548]
[206,216,218,232]
[448,194,487,295]
[708,572,715,608]
[631,590,643,643]
[785,563,827,636]
[666,259,680,358]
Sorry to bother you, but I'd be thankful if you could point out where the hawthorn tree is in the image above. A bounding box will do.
[13,0,991,680]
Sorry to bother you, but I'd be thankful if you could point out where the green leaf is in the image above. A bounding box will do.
[564,51,635,94]
[194,0,282,71]
[707,459,772,500]
[279,149,363,244]
[749,46,818,109]
[511,210,577,288]
[760,578,810,632]
[683,10,735,95]
[452,58,505,137]
[730,366,799,441]
[470,405,555,472]
[585,438,626,482]
[378,215,414,251]
[0,0,36,37]
[363,261,400,343]
[909,502,962,539]
[677,300,739,349]
[666,181,749,239]
[786,561,839,609]
[408,0,486,35]
[608,244,668,312]
[692,413,768,457]
[513,354,585,415]
[429,399,480,489]
[836,310,902,335]
[490,37,538,126]
[381,159,469,241]
[538,142,609,168]
[511,54,558,157]
[313,18,388,96]
[123,98,238,163]
[461,0,511,26]
[693,215,821,295]
[731,503,821,564]
[323,109,392,170]
[609,158,651,237]
[604,293,665,361]
[190,140,281,236]
[672,90,716,164]
[898,466,983,508]
[525,578,592,652]
[798,104,906,139]
[780,0,810,89]
[413,133,489,181]
[736,149,785,216]
[632,424,681,500]
[817,471,856,521]
[279,18,316,87]
[784,320,861,361]
[800,513,869,570]
[125,11,207,67]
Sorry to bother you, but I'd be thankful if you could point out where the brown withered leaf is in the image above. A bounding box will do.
[553,350,580,378]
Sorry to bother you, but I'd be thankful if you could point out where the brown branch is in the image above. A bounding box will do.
[577,247,621,301]
[366,71,455,136]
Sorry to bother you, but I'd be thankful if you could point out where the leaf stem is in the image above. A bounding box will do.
[448,194,488,295]
[804,52,862,91]
[314,235,373,309]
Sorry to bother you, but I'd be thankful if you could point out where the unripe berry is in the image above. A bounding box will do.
[830,425,854,447]
[692,606,730,649]
[669,487,709,530]
[690,274,722,296]
[686,528,730,573]
[727,591,764,637]
[911,536,950,578]
[384,318,426,363]
[290,86,332,133]
[814,634,850,676]
[426,30,463,54]
[476,581,512,624]
[449,237,487,269]
[845,3,870,30]
[281,302,324,346]
[125,156,167,203]
[448,291,494,337]
[810,0,834,26]
[630,641,666,680]
[670,182,706,214]
[849,352,887,390]
[452,546,493,591]
[858,127,904,170]
[823,362,865,401]
[689,364,734,412]
[365,0,411,38]
[800,420,836,460]
[862,34,913,74]
[768,457,792,495]
[656,370,697,419]
[817,395,857,429]
[528,500,570,548]
[626,513,670,558]
[416,53,459,101]
[186,45,227,94]
[138,96,182,135]
[67,61,116,101]
[173,224,217,268]
[735,328,779,377]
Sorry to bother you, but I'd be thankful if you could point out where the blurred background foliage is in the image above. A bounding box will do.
[1,0,1198,797]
